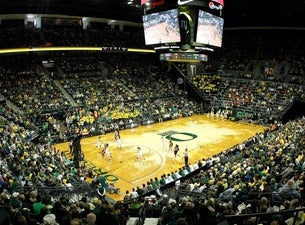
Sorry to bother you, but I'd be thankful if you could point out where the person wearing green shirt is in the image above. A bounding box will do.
[33,195,45,215]
[152,177,160,190]
[160,175,166,186]
[98,175,107,187]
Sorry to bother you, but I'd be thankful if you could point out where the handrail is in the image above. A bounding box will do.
[15,182,97,200]
[223,207,305,225]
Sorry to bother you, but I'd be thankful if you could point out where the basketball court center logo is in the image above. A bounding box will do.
[159,130,197,142]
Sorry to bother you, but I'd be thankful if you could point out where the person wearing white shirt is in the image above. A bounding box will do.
[130,188,139,199]
[193,162,199,170]
[188,164,194,172]
[137,146,143,161]
[183,167,189,176]
[166,173,174,184]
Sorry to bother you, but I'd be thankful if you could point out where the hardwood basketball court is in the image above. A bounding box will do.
[55,114,267,201]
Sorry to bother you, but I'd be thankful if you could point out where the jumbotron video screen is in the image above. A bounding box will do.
[142,8,181,46]
[195,9,224,47]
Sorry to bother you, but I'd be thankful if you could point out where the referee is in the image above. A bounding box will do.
[184,148,189,166]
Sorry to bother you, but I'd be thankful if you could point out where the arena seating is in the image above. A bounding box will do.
[1,21,305,225]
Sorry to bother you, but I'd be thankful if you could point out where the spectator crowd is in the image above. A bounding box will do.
[0,19,305,225]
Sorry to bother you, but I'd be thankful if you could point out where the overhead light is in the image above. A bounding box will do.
[26,14,36,19]
[107,20,117,25]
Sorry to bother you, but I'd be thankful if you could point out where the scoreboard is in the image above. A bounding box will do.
[141,0,224,62]
[159,52,208,62]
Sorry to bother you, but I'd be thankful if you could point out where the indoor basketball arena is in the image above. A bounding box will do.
[0,1,305,225]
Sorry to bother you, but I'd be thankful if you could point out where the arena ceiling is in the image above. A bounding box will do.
[0,0,304,27]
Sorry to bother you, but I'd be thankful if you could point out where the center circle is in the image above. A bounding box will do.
[166,132,197,142]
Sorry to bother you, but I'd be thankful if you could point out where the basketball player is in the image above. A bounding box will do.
[114,129,122,149]
[104,143,112,161]
[95,136,103,149]
[173,144,179,160]
[137,146,143,161]
[161,136,167,151]
[169,139,173,152]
